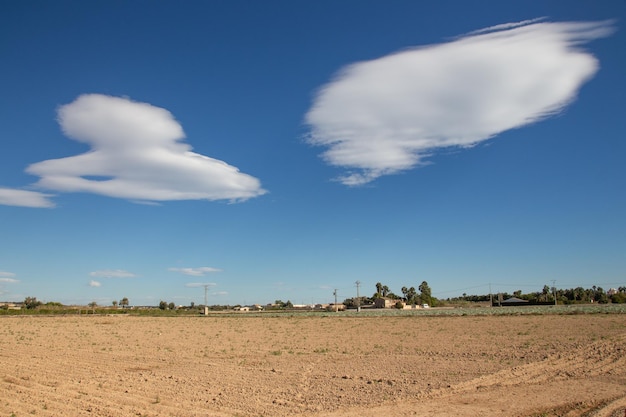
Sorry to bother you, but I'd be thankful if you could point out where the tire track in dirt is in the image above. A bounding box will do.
[587,395,626,417]
[319,333,626,417]
[425,333,626,400]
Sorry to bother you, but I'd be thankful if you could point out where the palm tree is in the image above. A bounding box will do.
[382,285,390,297]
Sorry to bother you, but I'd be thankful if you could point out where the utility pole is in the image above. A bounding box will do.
[355,280,361,312]
[333,289,338,312]
[203,284,210,315]
[489,283,493,307]
[551,280,557,306]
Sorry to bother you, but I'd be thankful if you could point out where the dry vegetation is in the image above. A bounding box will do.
[1,312,625,416]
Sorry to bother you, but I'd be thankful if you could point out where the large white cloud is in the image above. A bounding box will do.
[26,94,266,203]
[0,187,55,208]
[305,20,614,186]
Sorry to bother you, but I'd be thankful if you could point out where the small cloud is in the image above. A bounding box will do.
[26,94,267,203]
[0,271,19,283]
[89,269,137,278]
[185,282,217,288]
[212,291,228,296]
[169,267,222,276]
[0,187,55,208]
[305,19,615,185]
[89,280,102,287]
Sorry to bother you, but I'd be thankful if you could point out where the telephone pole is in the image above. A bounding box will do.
[551,280,557,306]
[355,280,361,312]
[203,284,210,315]
[333,289,338,312]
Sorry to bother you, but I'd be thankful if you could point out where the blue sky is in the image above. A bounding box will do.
[1,0,624,306]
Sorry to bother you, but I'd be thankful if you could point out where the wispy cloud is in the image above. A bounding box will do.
[89,269,137,278]
[0,187,55,208]
[305,20,615,186]
[89,280,102,287]
[185,282,217,288]
[169,267,222,276]
[465,18,547,36]
[0,272,19,284]
[26,94,266,204]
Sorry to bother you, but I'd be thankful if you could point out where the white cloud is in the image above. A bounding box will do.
[169,267,222,276]
[185,282,217,288]
[89,269,137,278]
[0,272,19,285]
[89,280,102,287]
[305,20,614,185]
[0,187,55,208]
[26,94,266,203]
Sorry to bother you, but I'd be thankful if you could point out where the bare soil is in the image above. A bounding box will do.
[1,313,625,417]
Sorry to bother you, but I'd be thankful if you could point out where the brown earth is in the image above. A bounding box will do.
[1,313,625,417]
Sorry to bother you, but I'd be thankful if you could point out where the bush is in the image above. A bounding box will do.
[611,293,626,304]
[24,297,42,309]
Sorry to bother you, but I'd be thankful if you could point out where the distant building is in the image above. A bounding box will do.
[374,297,398,309]
[501,297,528,304]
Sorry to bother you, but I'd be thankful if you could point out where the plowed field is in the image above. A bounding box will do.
[1,313,625,416]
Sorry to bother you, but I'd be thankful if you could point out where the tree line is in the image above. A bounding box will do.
[448,285,626,304]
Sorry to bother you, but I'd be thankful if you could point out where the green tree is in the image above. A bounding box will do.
[168,302,175,310]
[401,286,417,304]
[381,285,390,297]
[419,281,432,306]
[112,300,118,307]
[611,292,626,303]
[594,287,608,304]
[375,282,383,298]
[119,297,129,308]
[159,300,167,310]
[23,296,42,309]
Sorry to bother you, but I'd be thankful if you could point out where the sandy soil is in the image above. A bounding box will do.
[1,313,625,417]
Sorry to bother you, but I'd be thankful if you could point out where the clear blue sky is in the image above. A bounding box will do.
[1,0,624,306]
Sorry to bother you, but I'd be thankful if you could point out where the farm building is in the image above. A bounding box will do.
[374,297,399,308]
